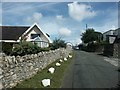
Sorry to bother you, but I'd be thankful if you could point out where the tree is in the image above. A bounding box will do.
[81,28,102,43]
[50,38,66,50]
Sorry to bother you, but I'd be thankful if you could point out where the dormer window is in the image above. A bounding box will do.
[31,34,40,39]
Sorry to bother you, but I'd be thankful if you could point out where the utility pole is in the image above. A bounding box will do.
[86,24,88,30]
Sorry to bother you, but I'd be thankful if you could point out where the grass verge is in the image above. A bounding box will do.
[14,52,74,88]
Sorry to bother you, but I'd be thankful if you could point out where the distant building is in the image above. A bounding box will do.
[0,23,52,48]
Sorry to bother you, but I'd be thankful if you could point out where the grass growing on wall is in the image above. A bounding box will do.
[14,52,74,88]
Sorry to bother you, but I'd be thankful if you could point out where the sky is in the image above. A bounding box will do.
[0,1,119,45]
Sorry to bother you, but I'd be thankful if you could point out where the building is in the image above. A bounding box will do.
[103,28,120,58]
[0,23,52,48]
[103,30,115,42]
[103,28,120,44]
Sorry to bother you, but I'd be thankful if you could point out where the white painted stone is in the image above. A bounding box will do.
[64,58,67,61]
[68,55,72,58]
[48,67,55,74]
[41,79,50,87]
[59,59,63,62]
[55,63,61,66]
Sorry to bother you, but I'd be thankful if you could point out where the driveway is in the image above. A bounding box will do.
[61,50,119,88]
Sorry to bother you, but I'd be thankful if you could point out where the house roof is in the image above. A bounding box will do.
[103,30,115,34]
[1,26,29,40]
[0,23,52,43]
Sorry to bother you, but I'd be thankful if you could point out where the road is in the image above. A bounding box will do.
[61,50,119,88]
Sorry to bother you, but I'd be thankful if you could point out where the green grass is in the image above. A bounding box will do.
[14,52,74,88]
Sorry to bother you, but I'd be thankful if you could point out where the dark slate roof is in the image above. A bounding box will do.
[1,26,29,40]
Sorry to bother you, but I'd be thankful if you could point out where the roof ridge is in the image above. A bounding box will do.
[0,26,30,27]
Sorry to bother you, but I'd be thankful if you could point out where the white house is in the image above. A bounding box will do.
[0,23,52,48]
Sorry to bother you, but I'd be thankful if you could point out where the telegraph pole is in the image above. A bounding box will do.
[86,24,88,30]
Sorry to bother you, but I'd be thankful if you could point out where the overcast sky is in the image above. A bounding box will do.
[1,1,118,45]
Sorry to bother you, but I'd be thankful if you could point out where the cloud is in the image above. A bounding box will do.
[26,12,43,24]
[56,15,63,20]
[40,22,60,35]
[80,29,86,34]
[59,28,71,37]
[110,25,117,30]
[68,1,96,21]
[76,38,82,45]
[67,37,82,46]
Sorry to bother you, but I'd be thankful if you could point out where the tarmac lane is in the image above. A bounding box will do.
[61,50,119,88]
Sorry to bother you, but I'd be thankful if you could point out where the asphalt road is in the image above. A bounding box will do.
[61,50,119,88]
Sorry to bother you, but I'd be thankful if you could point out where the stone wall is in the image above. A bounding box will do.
[113,43,120,58]
[0,47,72,89]
[103,44,114,56]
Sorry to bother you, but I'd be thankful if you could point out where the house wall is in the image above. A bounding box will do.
[113,29,118,36]
[0,47,72,89]
[118,29,120,38]
[115,28,120,38]
[103,30,114,41]
[25,26,49,48]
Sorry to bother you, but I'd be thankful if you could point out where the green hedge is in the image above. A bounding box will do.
[49,38,66,50]
[11,41,51,56]
[81,42,103,52]
[2,39,66,56]
[2,42,13,55]
[2,41,50,56]
[11,42,39,56]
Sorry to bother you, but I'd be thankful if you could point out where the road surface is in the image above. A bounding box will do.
[61,50,119,88]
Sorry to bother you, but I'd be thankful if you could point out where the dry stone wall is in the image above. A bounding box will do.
[0,47,72,89]
[113,43,120,58]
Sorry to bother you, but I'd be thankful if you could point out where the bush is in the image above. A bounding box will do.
[80,42,103,52]
[50,38,66,50]
[11,41,51,56]
[2,42,13,55]
[40,47,50,52]
[11,41,41,56]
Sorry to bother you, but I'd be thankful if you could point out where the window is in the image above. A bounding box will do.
[31,34,40,39]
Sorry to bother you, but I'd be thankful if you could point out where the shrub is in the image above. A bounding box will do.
[11,41,50,56]
[2,42,13,55]
[40,47,50,52]
[12,44,23,56]
[11,41,41,56]
[50,38,66,50]
[80,42,103,52]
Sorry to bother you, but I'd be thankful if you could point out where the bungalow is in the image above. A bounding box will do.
[0,23,52,48]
